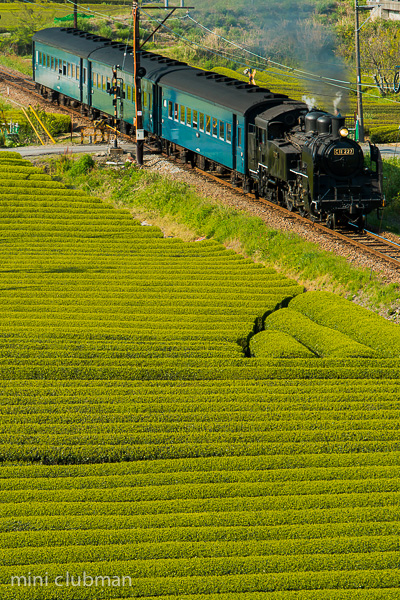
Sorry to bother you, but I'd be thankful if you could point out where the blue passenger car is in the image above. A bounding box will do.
[32,30,110,108]
[32,28,288,179]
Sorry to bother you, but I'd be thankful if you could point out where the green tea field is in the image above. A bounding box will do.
[0,3,127,29]
[1,152,400,599]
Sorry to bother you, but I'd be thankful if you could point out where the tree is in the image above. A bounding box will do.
[334,3,400,96]
[360,21,400,95]
[0,4,54,55]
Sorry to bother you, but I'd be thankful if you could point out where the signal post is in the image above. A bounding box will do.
[132,1,193,166]
[133,1,145,165]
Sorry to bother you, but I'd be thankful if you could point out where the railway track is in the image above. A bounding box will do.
[338,226,400,268]
[0,64,92,126]
[1,64,400,272]
[187,162,400,271]
[0,69,36,94]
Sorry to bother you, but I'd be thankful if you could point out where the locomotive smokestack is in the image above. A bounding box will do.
[331,116,346,139]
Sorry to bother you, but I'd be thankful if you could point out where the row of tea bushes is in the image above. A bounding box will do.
[2,453,400,598]
[260,308,377,358]
[250,291,400,358]
[289,291,400,357]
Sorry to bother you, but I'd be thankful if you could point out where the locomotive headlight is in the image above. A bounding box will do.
[339,127,349,138]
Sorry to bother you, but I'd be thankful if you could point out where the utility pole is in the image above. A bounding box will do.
[132,1,193,166]
[355,0,376,143]
[133,1,144,165]
[73,0,77,28]
[355,0,364,142]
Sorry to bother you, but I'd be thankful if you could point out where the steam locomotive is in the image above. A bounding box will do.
[249,103,383,230]
[32,27,383,230]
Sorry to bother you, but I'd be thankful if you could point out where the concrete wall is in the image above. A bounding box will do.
[367,0,400,20]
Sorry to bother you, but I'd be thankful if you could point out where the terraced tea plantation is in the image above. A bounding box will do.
[1,152,400,599]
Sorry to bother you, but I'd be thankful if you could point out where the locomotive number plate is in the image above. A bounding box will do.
[334,148,354,155]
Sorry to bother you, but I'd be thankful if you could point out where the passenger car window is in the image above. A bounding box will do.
[212,118,218,137]
[226,123,232,143]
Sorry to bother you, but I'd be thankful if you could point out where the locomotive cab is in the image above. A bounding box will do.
[249,103,306,177]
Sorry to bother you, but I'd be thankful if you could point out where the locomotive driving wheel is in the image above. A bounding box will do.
[299,207,308,218]
[357,214,366,232]
[326,213,337,230]
[285,197,294,212]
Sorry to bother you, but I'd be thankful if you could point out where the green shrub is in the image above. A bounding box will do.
[64,153,95,177]
[249,330,315,358]
[40,111,71,136]
[381,157,400,205]
[370,124,400,143]
[289,291,400,357]
[0,151,22,160]
[263,308,377,358]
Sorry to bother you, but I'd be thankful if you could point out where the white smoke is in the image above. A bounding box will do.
[333,92,342,113]
[302,96,316,111]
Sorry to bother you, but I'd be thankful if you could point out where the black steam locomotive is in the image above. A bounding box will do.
[248,102,383,230]
[32,28,383,230]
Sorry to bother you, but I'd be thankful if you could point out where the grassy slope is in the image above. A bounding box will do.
[0,3,127,29]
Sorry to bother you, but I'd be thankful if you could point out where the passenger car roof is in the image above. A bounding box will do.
[255,101,308,128]
[33,27,112,58]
